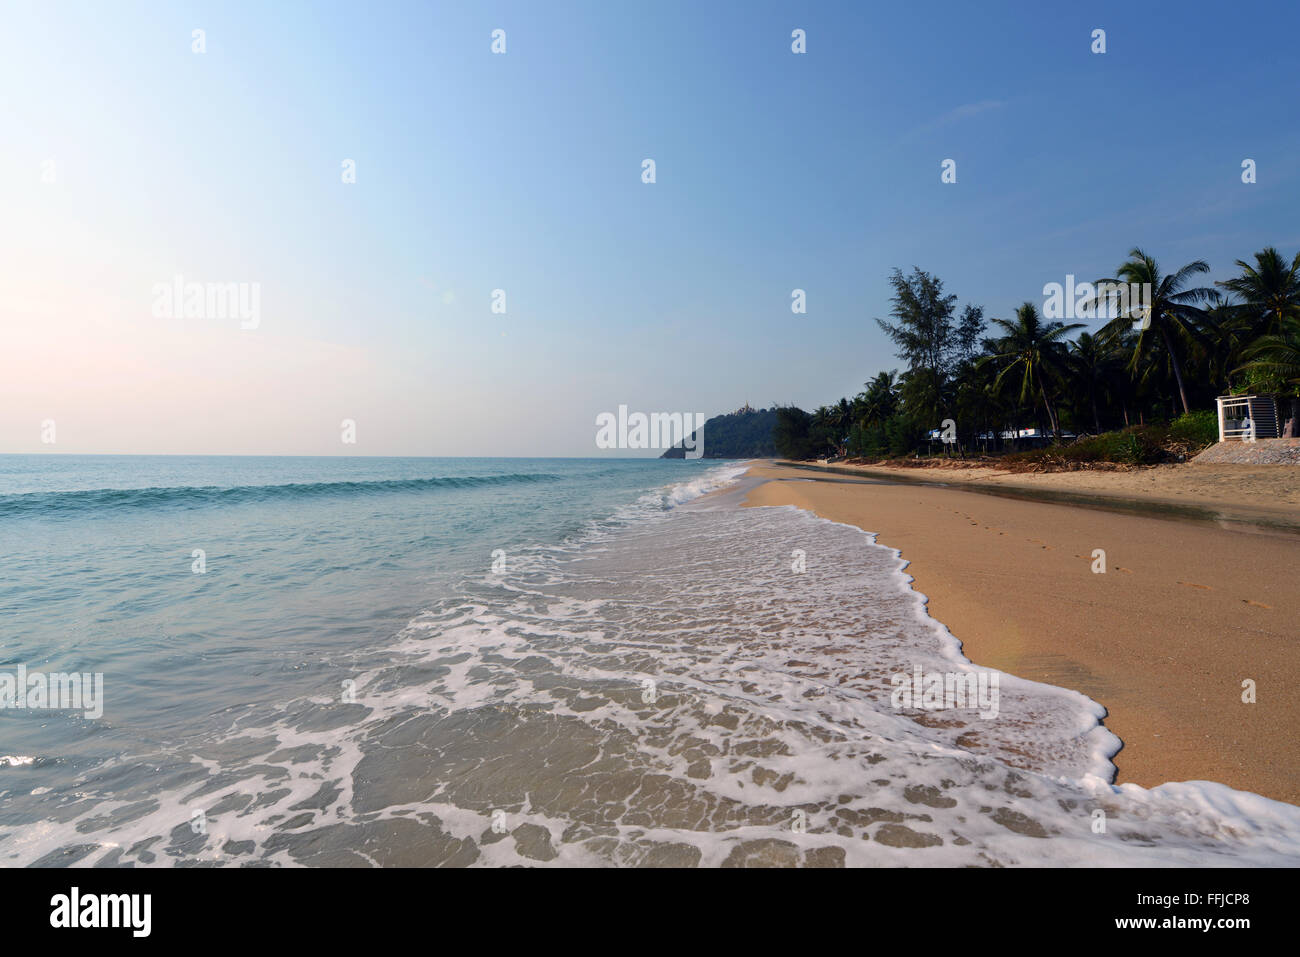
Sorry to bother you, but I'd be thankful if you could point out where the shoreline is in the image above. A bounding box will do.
[774,460,1300,534]
[740,461,1300,806]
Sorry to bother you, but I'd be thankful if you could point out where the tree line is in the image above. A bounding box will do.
[774,247,1300,460]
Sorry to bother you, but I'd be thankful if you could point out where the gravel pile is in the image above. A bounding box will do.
[1192,438,1300,464]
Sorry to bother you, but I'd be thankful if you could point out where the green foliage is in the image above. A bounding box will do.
[979,302,1082,436]
[1167,410,1218,447]
[846,421,885,458]
[875,268,974,427]
[1093,248,1214,415]
[772,406,815,459]
[1235,316,1300,397]
[1216,247,1300,341]
[1002,420,1215,468]
[1002,429,1157,466]
[886,413,923,457]
[660,408,778,458]
[772,249,1300,463]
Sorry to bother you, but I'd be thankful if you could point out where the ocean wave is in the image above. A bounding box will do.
[5,467,1300,867]
[0,473,564,517]
[626,462,750,512]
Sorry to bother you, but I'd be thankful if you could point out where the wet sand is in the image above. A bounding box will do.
[742,462,1300,806]
[801,459,1300,517]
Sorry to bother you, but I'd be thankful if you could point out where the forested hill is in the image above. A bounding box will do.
[660,407,777,458]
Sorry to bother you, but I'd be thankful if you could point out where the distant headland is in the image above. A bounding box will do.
[660,405,777,458]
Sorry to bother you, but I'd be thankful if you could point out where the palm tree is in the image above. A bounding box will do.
[1215,247,1300,341]
[830,397,853,454]
[954,347,1008,449]
[1236,316,1300,436]
[1198,290,1251,393]
[1069,332,1124,434]
[1092,248,1214,415]
[810,405,838,457]
[1100,327,1143,426]
[854,371,899,427]
[978,302,1083,438]
[1238,323,1300,381]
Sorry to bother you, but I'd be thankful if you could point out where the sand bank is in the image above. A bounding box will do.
[742,462,1300,805]
[791,459,1300,522]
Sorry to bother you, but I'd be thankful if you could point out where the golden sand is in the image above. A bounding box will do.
[742,462,1300,805]
[819,459,1300,512]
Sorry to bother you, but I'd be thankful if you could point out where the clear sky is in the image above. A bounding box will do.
[3,0,1299,456]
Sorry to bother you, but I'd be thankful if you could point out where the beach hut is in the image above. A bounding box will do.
[1215,395,1279,442]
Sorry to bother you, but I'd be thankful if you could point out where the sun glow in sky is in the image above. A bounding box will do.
[3,0,1299,454]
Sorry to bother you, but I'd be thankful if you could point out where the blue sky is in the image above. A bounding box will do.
[3,0,1299,455]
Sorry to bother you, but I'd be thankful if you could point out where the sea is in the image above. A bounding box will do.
[1,454,1298,867]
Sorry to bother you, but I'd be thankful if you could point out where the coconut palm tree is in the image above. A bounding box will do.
[1236,316,1300,435]
[829,397,853,454]
[1237,316,1300,387]
[1239,336,1300,385]
[1197,290,1252,393]
[1068,332,1124,434]
[1215,247,1300,341]
[1091,248,1214,415]
[809,405,839,457]
[978,302,1083,438]
[854,371,899,428]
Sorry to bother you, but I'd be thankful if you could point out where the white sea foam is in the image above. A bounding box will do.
[2,461,1298,867]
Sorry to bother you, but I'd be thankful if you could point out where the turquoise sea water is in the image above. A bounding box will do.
[3,454,1299,867]
[0,455,731,858]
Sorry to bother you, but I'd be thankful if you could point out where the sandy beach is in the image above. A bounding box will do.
[743,461,1300,806]
[788,459,1300,523]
